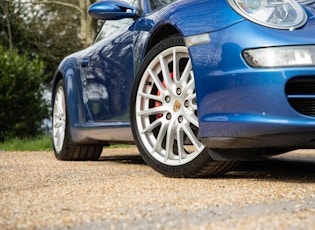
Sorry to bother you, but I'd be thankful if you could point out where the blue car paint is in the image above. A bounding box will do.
[189,18,315,148]
[53,0,315,150]
[55,55,88,126]
[53,0,245,135]
[148,0,244,36]
[54,22,138,143]
[89,0,137,20]
[79,24,135,122]
[132,0,245,86]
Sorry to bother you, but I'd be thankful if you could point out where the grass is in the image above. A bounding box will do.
[0,136,133,151]
[0,135,53,151]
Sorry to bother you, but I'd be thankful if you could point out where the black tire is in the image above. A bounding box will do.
[52,79,102,161]
[130,35,238,177]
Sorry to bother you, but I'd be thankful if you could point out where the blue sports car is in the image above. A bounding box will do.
[52,0,315,177]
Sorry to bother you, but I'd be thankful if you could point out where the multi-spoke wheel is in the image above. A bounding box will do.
[131,36,238,177]
[52,79,102,161]
[53,80,67,154]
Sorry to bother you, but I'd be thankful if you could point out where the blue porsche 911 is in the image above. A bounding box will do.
[52,0,315,177]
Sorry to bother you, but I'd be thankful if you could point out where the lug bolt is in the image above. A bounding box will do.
[176,88,182,95]
[165,96,171,103]
[166,113,172,120]
[184,100,189,107]
[178,116,183,123]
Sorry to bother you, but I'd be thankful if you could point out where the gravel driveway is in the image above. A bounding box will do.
[0,147,314,229]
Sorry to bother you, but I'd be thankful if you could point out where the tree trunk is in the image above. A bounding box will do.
[17,0,98,48]
[78,0,97,47]
[0,2,13,50]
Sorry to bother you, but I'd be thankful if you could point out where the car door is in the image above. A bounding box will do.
[80,0,138,122]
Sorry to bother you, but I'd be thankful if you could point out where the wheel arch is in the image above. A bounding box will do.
[144,24,181,57]
[134,24,181,74]
[52,71,63,107]
[52,65,88,129]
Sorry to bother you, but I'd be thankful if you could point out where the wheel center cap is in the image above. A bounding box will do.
[173,99,181,112]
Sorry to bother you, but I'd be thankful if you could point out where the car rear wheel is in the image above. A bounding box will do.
[131,35,238,177]
[52,79,102,161]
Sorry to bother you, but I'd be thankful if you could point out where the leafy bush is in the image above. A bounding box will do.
[0,47,49,141]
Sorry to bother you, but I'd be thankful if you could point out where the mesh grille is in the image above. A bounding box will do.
[286,77,315,117]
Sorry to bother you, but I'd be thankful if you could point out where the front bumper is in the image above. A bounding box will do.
[189,19,315,149]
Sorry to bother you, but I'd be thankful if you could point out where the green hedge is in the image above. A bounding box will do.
[0,47,49,141]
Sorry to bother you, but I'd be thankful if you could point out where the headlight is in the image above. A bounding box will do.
[228,0,307,29]
[243,46,315,68]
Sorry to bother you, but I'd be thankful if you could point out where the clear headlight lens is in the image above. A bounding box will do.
[243,46,315,67]
[228,0,307,29]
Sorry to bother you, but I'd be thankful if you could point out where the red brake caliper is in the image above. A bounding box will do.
[155,72,174,118]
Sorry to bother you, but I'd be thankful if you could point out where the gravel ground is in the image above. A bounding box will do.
[0,147,314,229]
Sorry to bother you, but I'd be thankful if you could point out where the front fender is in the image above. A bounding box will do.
[150,0,243,37]
[52,55,90,128]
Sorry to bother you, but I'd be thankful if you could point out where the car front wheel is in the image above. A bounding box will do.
[131,36,238,177]
[52,79,102,161]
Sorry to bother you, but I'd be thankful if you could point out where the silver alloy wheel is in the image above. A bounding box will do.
[135,46,205,166]
[52,85,66,153]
